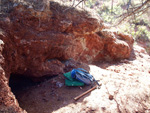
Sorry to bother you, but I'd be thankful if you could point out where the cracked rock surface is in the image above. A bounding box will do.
[0,1,133,79]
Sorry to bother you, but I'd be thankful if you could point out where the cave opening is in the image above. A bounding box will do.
[9,73,39,94]
[9,73,58,94]
[8,73,59,112]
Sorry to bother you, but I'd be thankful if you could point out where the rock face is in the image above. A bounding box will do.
[0,1,134,112]
[0,41,26,113]
[0,1,133,78]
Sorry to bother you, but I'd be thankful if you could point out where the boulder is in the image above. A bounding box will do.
[0,1,134,112]
[0,2,134,77]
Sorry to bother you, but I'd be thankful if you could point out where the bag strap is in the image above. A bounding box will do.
[76,69,94,81]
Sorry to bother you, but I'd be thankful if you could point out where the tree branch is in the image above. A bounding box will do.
[74,0,85,8]
[115,0,150,26]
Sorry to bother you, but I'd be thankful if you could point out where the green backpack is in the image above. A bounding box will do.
[64,68,94,86]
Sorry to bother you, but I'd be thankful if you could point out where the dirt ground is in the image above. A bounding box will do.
[0,1,150,113]
[12,44,150,113]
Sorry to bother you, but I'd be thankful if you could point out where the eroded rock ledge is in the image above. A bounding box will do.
[0,1,133,112]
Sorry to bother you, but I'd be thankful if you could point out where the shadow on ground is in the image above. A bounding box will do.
[13,73,95,113]
[10,45,150,113]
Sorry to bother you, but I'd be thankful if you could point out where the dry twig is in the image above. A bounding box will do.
[114,0,150,26]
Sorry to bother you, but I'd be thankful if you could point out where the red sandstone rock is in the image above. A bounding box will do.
[0,3,134,78]
[24,59,65,78]
[0,40,26,113]
[0,1,134,112]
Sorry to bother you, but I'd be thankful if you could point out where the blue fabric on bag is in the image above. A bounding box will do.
[63,72,85,86]
[71,68,94,85]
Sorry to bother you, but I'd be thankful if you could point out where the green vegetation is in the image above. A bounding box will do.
[85,0,150,40]
[84,0,150,54]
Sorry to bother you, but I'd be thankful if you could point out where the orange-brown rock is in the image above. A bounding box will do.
[0,2,133,78]
[0,40,26,113]
[0,1,134,112]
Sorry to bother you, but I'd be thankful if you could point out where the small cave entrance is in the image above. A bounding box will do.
[9,73,38,94]
[8,73,58,112]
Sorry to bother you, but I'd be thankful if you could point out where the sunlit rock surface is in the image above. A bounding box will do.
[0,1,135,112]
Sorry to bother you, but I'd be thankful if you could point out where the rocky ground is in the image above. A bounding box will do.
[0,0,150,113]
[13,44,150,113]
